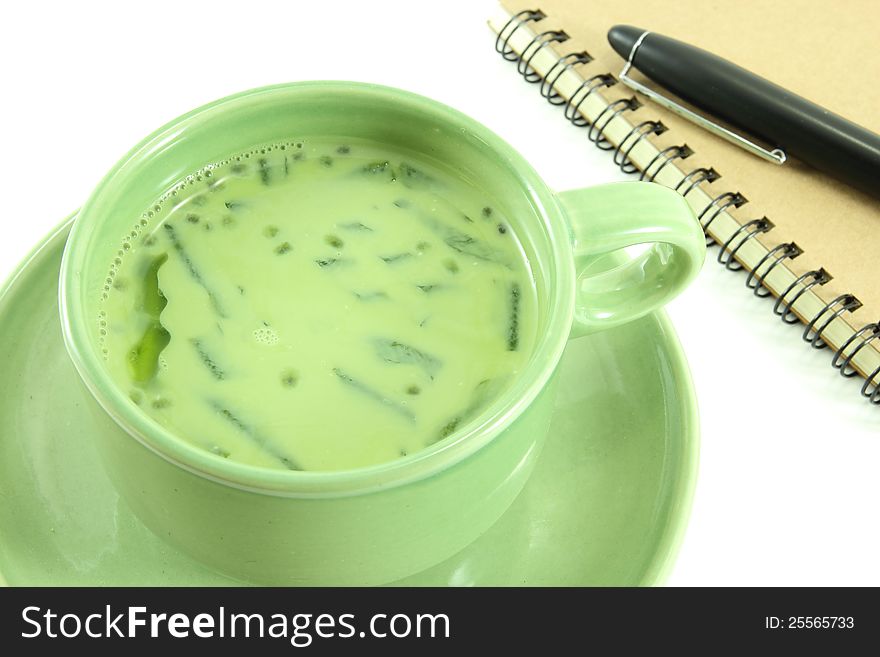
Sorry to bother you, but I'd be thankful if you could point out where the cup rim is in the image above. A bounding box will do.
[59,81,576,497]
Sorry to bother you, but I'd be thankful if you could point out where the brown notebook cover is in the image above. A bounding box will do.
[489,0,880,403]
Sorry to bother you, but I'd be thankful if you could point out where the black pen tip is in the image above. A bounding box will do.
[608,25,646,59]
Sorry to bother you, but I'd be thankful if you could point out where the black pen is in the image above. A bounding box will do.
[608,25,880,199]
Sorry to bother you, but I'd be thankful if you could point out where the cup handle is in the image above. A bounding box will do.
[558,182,706,338]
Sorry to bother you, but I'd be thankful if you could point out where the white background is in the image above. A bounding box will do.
[2,0,878,586]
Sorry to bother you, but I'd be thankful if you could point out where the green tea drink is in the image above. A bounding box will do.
[99,139,537,471]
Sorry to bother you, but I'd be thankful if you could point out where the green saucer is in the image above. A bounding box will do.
[0,219,698,586]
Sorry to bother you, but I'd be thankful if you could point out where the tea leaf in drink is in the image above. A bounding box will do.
[373,339,442,378]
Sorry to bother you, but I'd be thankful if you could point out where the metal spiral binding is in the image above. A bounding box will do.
[745,242,802,297]
[563,74,617,126]
[588,97,641,149]
[492,12,880,403]
[640,144,693,182]
[860,366,880,404]
[613,121,667,173]
[697,191,748,244]
[802,294,862,349]
[832,323,880,377]
[495,9,546,60]
[717,218,773,270]
[675,167,721,198]
[518,30,570,82]
[541,51,592,104]
[773,269,832,324]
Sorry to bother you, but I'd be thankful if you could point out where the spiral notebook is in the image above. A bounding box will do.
[488,0,880,404]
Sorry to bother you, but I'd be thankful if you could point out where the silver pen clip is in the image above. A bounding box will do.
[619,31,787,165]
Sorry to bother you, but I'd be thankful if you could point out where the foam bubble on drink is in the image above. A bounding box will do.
[253,326,279,345]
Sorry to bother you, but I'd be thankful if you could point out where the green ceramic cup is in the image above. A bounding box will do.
[59,82,705,585]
